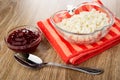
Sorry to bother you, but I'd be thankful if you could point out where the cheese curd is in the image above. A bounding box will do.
[56,9,109,33]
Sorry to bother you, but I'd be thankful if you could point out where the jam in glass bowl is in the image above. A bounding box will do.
[4,25,42,53]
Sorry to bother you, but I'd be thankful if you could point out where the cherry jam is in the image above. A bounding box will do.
[6,27,41,53]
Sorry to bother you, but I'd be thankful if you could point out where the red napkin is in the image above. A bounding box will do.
[37,1,120,65]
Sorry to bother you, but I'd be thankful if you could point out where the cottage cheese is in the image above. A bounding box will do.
[56,9,109,34]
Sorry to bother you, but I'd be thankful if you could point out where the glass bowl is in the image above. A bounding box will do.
[50,2,114,44]
[4,25,42,53]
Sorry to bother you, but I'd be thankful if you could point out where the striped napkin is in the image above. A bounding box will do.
[37,0,120,65]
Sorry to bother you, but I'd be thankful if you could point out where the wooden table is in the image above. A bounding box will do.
[0,0,120,80]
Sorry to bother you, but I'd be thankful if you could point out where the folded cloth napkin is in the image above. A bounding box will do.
[37,1,120,65]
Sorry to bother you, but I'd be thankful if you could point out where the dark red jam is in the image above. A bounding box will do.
[7,28,41,53]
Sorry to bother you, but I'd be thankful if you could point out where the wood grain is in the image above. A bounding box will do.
[0,0,120,80]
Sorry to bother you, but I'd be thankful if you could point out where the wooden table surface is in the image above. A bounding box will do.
[0,0,120,80]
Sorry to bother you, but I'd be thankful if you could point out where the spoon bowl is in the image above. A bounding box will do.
[14,53,104,75]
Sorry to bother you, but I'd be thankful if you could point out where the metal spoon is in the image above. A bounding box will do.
[14,53,103,75]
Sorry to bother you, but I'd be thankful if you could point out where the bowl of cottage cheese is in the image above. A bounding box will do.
[50,2,114,44]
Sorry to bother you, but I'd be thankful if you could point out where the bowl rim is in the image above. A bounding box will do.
[50,2,115,35]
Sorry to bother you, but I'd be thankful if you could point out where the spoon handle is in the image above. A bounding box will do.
[45,62,103,75]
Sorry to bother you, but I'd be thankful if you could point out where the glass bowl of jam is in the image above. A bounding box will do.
[4,25,42,53]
